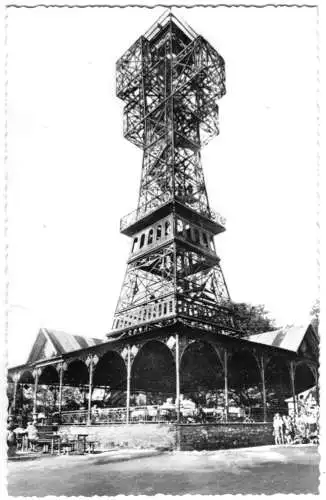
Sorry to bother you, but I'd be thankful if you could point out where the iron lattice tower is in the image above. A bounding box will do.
[109,12,235,340]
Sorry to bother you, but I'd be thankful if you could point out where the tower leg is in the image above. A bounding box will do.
[126,345,131,424]
[224,350,229,422]
[175,334,181,423]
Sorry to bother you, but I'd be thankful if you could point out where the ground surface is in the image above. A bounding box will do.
[7,444,319,496]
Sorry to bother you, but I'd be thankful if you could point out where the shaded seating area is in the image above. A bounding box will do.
[7,416,99,457]
[7,324,319,435]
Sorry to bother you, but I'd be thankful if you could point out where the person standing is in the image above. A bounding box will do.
[26,421,39,451]
[273,413,283,445]
[7,422,17,457]
[282,415,293,444]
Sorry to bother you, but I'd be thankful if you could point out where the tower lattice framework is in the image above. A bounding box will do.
[109,12,236,339]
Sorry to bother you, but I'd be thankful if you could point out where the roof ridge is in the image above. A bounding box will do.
[43,328,103,341]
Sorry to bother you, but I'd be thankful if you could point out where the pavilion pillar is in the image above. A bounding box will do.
[175,334,181,423]
[57,362,67,415]
[32,368,41,421]
[259,354,267,423]
[126,345,131,424]
[289,361,297,417]
[314,370,320,406]
[310,364,319,406]
[223,349,229,422]
[12,372,20,413]
[86,355,99,426]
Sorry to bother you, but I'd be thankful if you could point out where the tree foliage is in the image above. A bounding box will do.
[310,299,320,331]
[232,302,276,336]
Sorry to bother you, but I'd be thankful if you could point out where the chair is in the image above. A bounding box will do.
[86,440,97,453]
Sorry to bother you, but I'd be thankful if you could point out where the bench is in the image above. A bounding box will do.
[36,425,61,454]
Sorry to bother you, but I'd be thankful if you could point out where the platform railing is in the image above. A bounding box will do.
[113,297,175,331]
[120,197,226,233]
[42,404,276,426]
[60,405,178,425]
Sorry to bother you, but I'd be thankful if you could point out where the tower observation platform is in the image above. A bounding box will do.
[110,11,235,340]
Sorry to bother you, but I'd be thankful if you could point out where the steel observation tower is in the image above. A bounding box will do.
[108,11,235,341]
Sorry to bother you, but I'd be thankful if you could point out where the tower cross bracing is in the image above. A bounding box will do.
[109,12,235,340]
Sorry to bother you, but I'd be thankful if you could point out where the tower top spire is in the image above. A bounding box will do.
[143,9,198,42]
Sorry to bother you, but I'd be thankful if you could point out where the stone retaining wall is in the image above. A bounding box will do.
[176,423,274,451]
[59,422,273,451]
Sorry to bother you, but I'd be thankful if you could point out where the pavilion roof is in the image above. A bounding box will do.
[26,328,104,363]
[246,323,318,354]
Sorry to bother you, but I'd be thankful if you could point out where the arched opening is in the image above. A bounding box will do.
[131,340,175,406]
[295,362,317,417]
[180,341,224,413]
[93,351,127,408]
[202,232,209,248]
[147,229,154,245]
[132,237,138,253]
[39,365,59,385]
[37,366,60,415]
[16,370,35,421]
[156,224,162,240]
[228,349,262,421]
[20,370,34,384]
[295,362,316,394]
[265,356,292,420]
[140,233,145,249]
[176,219,183,236]
[185,223,191,241]
[62,360,89,411]
[165,220,171,236]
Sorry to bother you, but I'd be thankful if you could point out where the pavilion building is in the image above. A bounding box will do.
[7,11,319,449]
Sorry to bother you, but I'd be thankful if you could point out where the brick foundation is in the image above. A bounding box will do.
[59,422,274,451]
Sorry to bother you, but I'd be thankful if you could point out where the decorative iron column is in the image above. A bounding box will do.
[289,361,297,417]
[12,372,20,413]
[32,367,41,420]
[126,345,131,424]
[260,354,267,423]
[175,334,181,423]
[223,349,229,422]
[56,362,67,415]
[86,355,99,425]
[253,350,268,422]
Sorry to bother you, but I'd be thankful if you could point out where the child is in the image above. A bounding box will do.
[26,421,39,451]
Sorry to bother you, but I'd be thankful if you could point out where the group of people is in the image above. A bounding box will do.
[7,418,39,456]
[272,413,295,445]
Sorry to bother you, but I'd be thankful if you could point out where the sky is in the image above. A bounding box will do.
[6,5,318,367]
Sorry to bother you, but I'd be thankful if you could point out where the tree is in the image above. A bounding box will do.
[232,302,276,336]
[310,299,320,330]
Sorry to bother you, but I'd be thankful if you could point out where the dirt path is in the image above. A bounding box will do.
[7,445,319,496]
